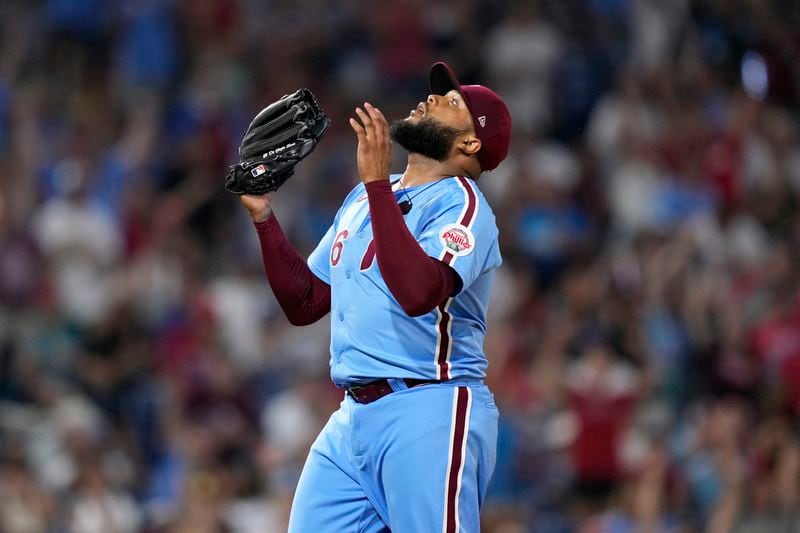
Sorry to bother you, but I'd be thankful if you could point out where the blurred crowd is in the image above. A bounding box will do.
[1,0,800,531]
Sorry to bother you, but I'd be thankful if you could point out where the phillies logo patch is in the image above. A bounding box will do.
[440,224,475,256]
[251,164,266,177]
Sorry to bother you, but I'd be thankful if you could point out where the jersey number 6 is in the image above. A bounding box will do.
[330,230,349,267]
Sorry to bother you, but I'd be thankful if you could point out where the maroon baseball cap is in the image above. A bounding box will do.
[429,61,512,172]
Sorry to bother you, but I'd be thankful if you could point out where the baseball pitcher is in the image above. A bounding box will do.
[231,61,511,532]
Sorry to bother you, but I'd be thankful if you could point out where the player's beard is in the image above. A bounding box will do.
[389,117,462,162]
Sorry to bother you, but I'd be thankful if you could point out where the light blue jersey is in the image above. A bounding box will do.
[292,174,502,532]
[307,174,502,386]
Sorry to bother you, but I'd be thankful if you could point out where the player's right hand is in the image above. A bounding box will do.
[349,102,391,185]
[240,193,274,223]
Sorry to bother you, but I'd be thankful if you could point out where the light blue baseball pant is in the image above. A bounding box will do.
[288,380,499,532]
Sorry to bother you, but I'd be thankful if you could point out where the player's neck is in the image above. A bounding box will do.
[401,155,459,188]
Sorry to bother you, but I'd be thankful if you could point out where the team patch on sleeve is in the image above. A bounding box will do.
[439,223,475,257]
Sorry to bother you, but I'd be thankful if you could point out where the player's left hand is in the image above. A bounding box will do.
[349,102,391,184]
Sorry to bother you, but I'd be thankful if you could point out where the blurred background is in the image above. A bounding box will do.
[1,0,800,531]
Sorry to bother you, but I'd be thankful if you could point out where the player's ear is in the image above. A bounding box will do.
[457,135,481,157]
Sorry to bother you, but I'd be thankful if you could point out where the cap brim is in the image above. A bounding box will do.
[429,62,462,96]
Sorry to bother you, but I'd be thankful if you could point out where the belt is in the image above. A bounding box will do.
[346,378,440,404]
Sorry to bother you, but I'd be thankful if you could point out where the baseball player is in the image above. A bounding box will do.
[240,62,511,532]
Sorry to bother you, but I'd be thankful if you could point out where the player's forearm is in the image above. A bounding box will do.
[365,181,456,317]
[254,215,331,325]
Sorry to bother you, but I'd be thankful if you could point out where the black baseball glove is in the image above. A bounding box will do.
[225,88,331,195]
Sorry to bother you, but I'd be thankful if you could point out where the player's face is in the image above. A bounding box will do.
[407,90,475,134]
[389,115,462,161]
[390,89,477,162]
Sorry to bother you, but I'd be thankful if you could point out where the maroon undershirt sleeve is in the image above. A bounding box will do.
[365,180,459,317]
[254,214,331,326]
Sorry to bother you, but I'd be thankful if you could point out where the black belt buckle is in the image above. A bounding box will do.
[346,378,440,404]
[346,382,368,402]
[347,379,394,404]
